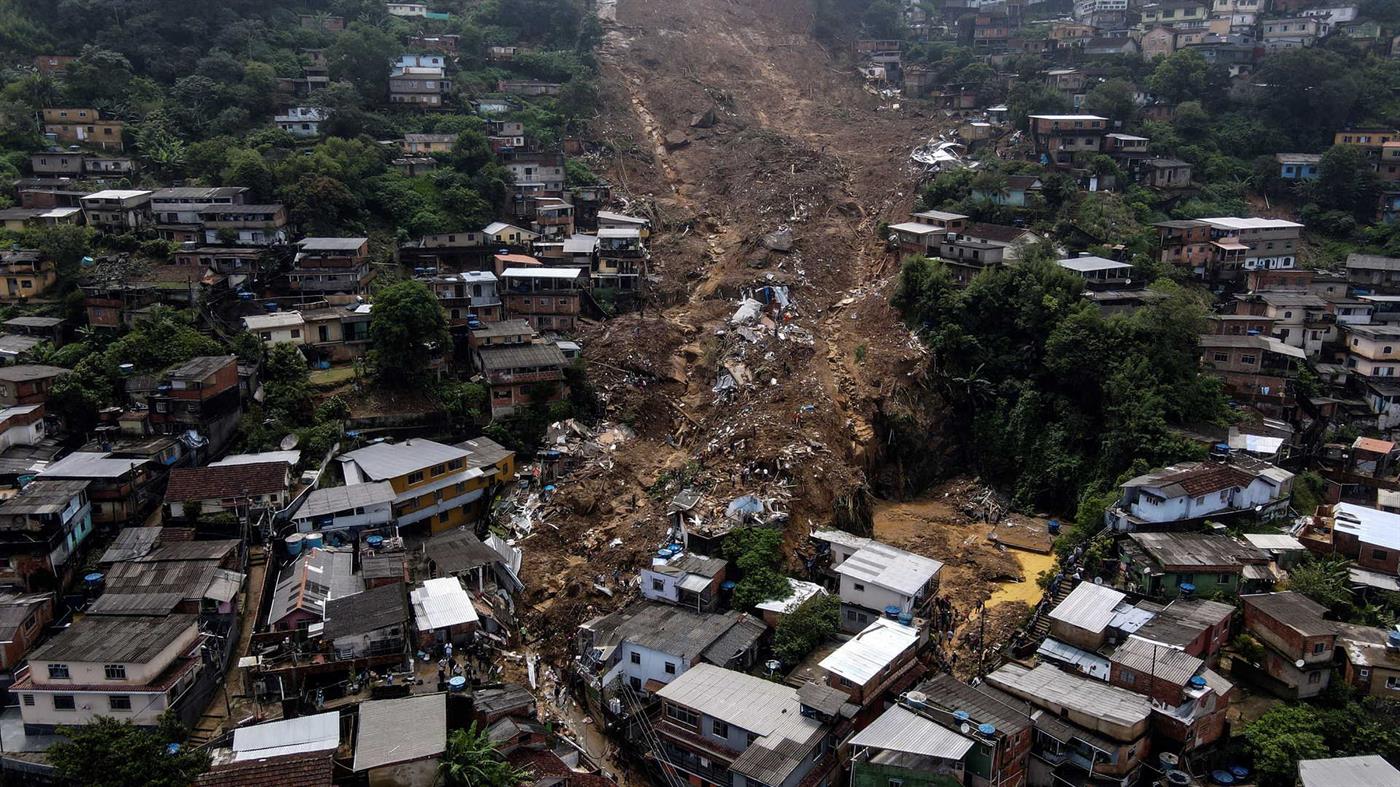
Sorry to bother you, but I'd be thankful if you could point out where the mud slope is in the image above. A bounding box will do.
[522,0,950,653]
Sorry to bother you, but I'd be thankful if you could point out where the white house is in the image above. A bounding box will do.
[386,3,429,16]
[291,482,396,534]
[15,614,206,733]
[1107,458,1294,531]
[274,107,326,137]
[834,541,943,633]
[639,551,727,611]
[243,311,306,345]
[577,603,765,697]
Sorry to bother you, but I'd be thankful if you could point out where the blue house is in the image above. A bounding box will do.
[970,174,1043,207]
[1276,153,1321,181]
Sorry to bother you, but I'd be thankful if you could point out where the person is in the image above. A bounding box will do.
[444,642,453,661]
[438,667,446,685]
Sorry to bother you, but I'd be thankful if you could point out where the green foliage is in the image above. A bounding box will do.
[772,594,840,665]
[370,280,451,387]
[440,723,530,787]
[1292,470,1327,516]
[724,527,791,610]
[896,258,1224,512]
[1284,555,1355,613]
[1308,144,1383,221]
[49,713,209,787]
[1146,50,1222,107]
[1243,694,1400,786]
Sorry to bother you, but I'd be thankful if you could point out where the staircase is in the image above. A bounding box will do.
[1028,578,1077,641]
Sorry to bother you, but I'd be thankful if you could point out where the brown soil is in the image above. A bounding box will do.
[519,0,956,659]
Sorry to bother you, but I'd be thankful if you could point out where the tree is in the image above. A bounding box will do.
[773,593,840,665]
[723,527,792,610]
[21,223,93,277]
[862,0,906,39]
[49,713,210,787]
[1083,78,1138,126]
[1308,144,1383,220]
[370,280,450,386]
[440,724,530,787]
[1242,704,1333,786]
[1285,555,1354,613]
[1146,50,1215,106]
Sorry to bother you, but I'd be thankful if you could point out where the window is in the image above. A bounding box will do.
[290,329,300,339]
[431,464,446,476]
[1360,668,1371,678]
[1313,642,1327,654]
[712,718,730,738]
[21,694,33,706]
[407,470,424,484]
[108,695,131,711]
[1373,549,1389,561]
[630,676,642,691]
[845,609,857,621]
[1217,573,1232,583]
[1308,671,1323,684]
[839,676,854,687]
[664,662,677,675]
[1193,496,1204,506]
[47,664,69,680]
[104,664,126,680]
[630,652,641,665]
[1240,354,1257,365]
[853,583,865,592]
[53,695,74,711]
[1387,676,1400,690]
[651,578,664,592]
[1213,352,1229,363]
[665,703,699,729]
[1120,669,1136,685]
[889,780,904,787]
[448,458,464,471]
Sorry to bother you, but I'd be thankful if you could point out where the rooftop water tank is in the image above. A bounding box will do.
[978,723,996,736]
[366,535,385,550]
[884,605,902,618]
[952,710,971,722]
[1190,675,1208,688]
[285,533,304,557]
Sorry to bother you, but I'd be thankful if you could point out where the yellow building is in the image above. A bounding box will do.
[0,251,57,301]
[336,437,515,534]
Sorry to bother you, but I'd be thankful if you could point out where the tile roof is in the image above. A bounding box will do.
[0,478,88,519]
[195,752,334,787]
[165,462,288,502]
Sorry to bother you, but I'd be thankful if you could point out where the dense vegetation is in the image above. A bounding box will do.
[1243,687,1400,785]
[896,251,1225,513]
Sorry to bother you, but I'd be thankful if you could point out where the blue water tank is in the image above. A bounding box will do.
[285,533,304,557]
[720,580,737,591]
[1190,675,1208,688]
[84,572,104,587]
[978,723,996,736]
[366,535,385,550]
[448,676,467,692]
[898,612,913,625]
[304,532,324,551]
[1048,519,1061,535]
[884,605,902,618]
[1210,770,1236,785]
[263,302,279,313]
[1229,766,1250,779]
[952,710,970,722]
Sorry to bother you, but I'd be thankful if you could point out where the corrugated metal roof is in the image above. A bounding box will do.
[40,452,148,479]
[1333,503,1400,552]
[340,439,469,482]
[233,711,339,761]
[849,704,974,760]
[1242,533,1306,551]
[1037,637,1111,680]
[1298,755,1400,787]
[99,527,163,564]
[411,577,478,630]
[819,618,919,684]
[353,693,446,772]
[296,482,396,520]
[986,663,1151,730]
[1048,582,1124,634]
[834,541,942,596]
[755,579,827,614]
[1108,636,1203,685]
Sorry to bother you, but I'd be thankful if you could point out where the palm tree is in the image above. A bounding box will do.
[439,724,530,787]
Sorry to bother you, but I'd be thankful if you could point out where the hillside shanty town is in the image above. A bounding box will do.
[8,1,1400,787]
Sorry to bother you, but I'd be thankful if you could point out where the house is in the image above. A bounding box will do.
[243,312,306,345]
[425,271,503,326]
[1132,597,1235,659]
[84,155,137,176]
[1241,592,1336,698]
[1335,622,1400,699]
[1315,503,1400,575]
[423,525,520,594]
[834,540,942,633]
[1343,323,1400,375]
[483,221,539,246]
[970,174,1041,207]
[1057,255,1132,287]
[0,316,63,348]
[848,703,976,786]
[0,591,53,677]
[33,55,76,75]
[497,80,562,96]
[1105,457,1294,532]
[198,204,288,246]
[594,227,645,291]
[1110,638,1232,749]
[881,673,1032,787]
[90,547,244,619]
[0,251,56,302]
[1123,531,1270,599]
[290,482,396,535]
[224,711,339,763]
[1199,335,1304,416]
[41,108,124,151]
[640,550,727,611]
[0,479,91,592]
[889,221,948,257]
[386,2,428,16]
[163,462,290,521]
[0,365,67,406]
[1047,582,1155,652]
[267,547,361,632]
[1347,253,1400,293]
[754,579,827,628]
[817,617,923,708]
[1026,115,1109,167]
[1261,16,1322,48]
[14,614,206,733]
[337,438,506,534]
[402,133,457,154]
[318,582,409,660]
[576,603,766,697]
[951,222,1045,263]
[986,662,1153,784]
[654,664,838,787]
[1084,37,1140,56]
[1276,153,1322,180]
[300,305,372,364]
[389,64,451,108]
[291,237,372,294]
[1154,219,1215,274]
[353,693,447,785]
[146,355,243,456]
[38,452,156,526]
[79,189,152,232]
[477,342,570,417]
[275,107,326,137]
[1135,157,1192,188]
[28,150,84,177]
[1298,756,1400,787]
[0,207,82,234]
[410,576,478,648]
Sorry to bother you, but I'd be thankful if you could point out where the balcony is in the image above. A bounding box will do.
[485,369,563,386]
